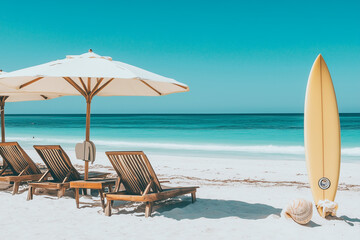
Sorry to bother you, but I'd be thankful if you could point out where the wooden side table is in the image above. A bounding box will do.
[70,179,117,210]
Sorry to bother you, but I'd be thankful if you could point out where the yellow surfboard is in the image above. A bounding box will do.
[304,54,341,218]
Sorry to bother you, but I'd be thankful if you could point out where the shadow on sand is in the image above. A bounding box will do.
[111,196,282,220]
[327,215,360,227]
[0,183,29,195]
[303,221,321,228]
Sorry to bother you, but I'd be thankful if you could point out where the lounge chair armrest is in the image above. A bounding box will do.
[38,170,50,182]
[18,165,30,176]
[142,180,153,196]
[62,168,75,183]
[0,163,9,176]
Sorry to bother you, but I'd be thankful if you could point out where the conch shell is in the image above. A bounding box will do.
[282,199,313,224]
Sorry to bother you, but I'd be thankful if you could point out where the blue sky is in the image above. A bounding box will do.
[0,0,359,113]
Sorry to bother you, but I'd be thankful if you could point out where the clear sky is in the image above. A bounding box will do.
[0,0,359,114]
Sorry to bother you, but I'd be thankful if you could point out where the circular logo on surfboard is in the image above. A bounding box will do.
[318,177,331,190]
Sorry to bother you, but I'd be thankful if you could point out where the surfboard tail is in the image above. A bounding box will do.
[316,200,338,218]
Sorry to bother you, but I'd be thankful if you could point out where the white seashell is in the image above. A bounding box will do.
[282,199,313,225]
[317,199,338,217]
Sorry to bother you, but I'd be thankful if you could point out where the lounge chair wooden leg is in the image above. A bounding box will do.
[115,178,121,191]
[99,189,105,210]
[58,187,65,198]
[145,202,153,218]
[27,186,34,200]
[105,185,114,207]
[12,182,20,195]
[105,200,112,217]
[108,184,114,193]
[75,188,80,208]
[191,192,196,203]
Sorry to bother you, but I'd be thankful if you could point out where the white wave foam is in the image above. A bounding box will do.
[95,140,306,154]
[341,147,360,156]
[7,136,360,156]
[7,136,82,144]
[7,136,304,154]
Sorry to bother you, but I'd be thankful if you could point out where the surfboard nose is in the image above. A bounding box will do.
[315,54,323,62]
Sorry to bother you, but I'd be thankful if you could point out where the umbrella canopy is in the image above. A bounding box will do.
[0,50,188,96]
[0,70,61,142]
[0,50,189,179]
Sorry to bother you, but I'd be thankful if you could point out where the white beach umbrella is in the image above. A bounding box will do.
[0,70,61,142]
[0,50,189,179]
[0,69,61,169]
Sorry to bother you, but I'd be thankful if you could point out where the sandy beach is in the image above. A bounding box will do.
[0,151,359,239]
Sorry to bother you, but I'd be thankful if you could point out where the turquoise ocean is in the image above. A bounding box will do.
[3,114,360,162]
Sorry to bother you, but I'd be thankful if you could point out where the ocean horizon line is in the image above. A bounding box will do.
[4,113,360,116]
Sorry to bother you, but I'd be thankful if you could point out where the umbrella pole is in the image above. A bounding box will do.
[0,97,7,170]
[0,98,5,143]
[84,98,91,180]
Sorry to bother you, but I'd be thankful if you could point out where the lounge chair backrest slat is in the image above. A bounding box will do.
[106,151,162,194]
[34,145,80,182]
[0,142,41,175]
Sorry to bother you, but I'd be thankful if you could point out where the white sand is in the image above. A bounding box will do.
[0,151,359,239]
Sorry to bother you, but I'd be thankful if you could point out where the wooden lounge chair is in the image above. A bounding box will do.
[104,151,198,217]
[0,142,44,194]
[27,145,109,200]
